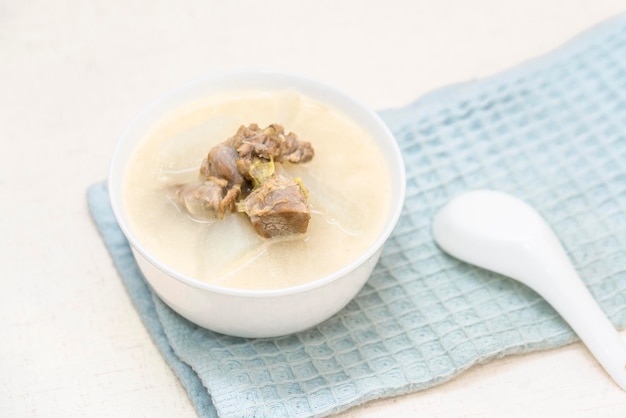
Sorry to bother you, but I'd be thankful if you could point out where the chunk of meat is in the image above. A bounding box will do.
[199,142,244,187]
[232,123,314,165]
[169,123,314,237]
[240,174,310,238]
[170,177,239,219]
[198,123,312,188]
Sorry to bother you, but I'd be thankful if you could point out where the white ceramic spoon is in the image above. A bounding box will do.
[432,189,626,390]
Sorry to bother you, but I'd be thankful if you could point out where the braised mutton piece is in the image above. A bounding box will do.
[172,178,228,219]
[232,123,314,164]
[239,174,310,238]
[228,124,314,182]
[200,142,245,187]
[171,123,314,237]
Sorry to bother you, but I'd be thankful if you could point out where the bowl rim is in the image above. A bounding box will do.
[108,69,406,298]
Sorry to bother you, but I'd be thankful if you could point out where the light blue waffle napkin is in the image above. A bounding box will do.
[88,14,626,418]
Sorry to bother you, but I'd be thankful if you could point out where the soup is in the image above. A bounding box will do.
[123,90,392,289]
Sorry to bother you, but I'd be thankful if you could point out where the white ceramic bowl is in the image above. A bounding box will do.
[109,71,406,338]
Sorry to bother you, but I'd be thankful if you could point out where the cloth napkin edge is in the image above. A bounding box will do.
[86,181,217,418]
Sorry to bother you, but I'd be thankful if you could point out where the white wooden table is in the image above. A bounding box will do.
[2,1,626,416]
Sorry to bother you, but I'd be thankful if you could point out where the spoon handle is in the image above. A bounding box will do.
[482,226,626,390]
[522,244,626,391]
[433,190,626,389]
